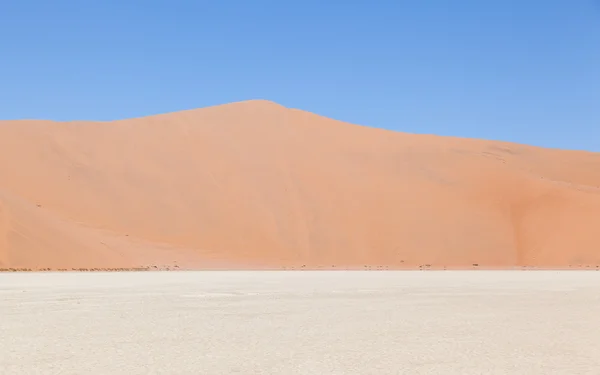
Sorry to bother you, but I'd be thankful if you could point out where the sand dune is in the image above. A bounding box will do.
[1,99,600,269]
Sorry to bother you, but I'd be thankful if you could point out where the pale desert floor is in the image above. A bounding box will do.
[1,271,600,374]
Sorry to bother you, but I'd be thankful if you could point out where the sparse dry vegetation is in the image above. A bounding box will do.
[0,266,168,272]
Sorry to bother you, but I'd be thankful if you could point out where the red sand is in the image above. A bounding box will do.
[1,100,600,270]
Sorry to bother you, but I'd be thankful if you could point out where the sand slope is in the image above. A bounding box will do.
[1,100,600,269]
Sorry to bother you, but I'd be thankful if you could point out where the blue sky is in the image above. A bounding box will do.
[1,1,599,150]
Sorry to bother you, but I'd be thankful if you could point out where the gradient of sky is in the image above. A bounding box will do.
[1,1,599,150]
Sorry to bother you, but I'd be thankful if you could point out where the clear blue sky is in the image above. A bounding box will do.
[1,1,599,150]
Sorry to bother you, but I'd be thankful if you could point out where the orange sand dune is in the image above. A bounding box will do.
[1,100,600,269]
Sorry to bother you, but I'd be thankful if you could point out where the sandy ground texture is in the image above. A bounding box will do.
[2,100,600,269]
[1,271,600,374]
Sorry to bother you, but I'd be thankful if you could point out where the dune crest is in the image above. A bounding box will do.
[1,100,600,269]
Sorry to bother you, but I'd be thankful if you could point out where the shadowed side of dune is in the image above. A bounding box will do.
[1,100,600,269]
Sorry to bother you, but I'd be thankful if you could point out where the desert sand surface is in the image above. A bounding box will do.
[2,100,600,269]
[1,271,599,374]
